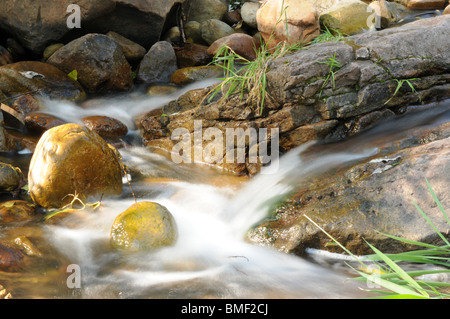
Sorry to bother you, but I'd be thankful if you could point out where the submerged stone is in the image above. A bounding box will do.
[110,201,178,251]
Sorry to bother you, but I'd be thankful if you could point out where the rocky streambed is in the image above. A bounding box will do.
[0,0,449,299]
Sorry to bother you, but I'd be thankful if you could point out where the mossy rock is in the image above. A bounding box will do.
[110,201,178,251]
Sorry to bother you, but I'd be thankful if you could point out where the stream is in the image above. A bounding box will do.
[1,81,449,299]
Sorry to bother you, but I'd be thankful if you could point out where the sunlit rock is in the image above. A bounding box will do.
[319,0,372,35]
[110,201,178,251]
[28,123,123,209]
[0,61,86,102]
[0,200,38,223]
[0,162,22,192]
[47,34,133,93]
[256,0,320,50]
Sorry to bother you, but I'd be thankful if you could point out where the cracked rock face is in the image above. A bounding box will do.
[138,16,450,176]
[247,121,450,256]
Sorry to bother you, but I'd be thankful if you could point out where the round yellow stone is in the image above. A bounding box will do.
[110,201,178,251]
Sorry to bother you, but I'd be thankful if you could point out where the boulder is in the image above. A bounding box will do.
[84,0,188,50]
[0,162,23,192]
[106,31,147,63]
[207,33,262,61]
[81,115,128,140]
[0,61,86,102]
[1,94,42,130]
[42,44,64,61]
[47,34,133,93]
[200,19,236,45]
[24,112,67,135]
[175,43,212,68]
[319,0,372,35]
[445,4,450,14]
[137,41,178,84]
[28,123,123,209]
[241,1,261,29]
[0,242,24,271]
[0,0,116,54]
[110,201,178,251]
[138,15,450,176]
[184,21,206,45]
[170,65,223,85]
[0,200,38,223]
[368,0,408,29]
[404,0,446,9]
[248,126,450,256]
[186,0,228,23]
[256,0,320,50]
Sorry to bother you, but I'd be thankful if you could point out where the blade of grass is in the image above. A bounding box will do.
[413,200,450,247]
[425,177,450,225]
[364,240,429,297]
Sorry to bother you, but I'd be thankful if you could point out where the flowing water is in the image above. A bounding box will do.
[1,82,449,299]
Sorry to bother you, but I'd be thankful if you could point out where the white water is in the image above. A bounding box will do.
[38,87,449,299]
[46,144,377,299]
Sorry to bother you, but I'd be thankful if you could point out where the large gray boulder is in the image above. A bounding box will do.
[137,16,450,176]
[247,120,450,255]
[0,0,188,54]
[0,0,116,54]
[47,34,133,93]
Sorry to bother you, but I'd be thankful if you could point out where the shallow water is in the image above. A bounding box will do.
[1,85,449,299]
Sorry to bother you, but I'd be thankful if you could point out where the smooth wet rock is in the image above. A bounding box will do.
[28,123,123,209]
[170,65,223,85]
[146,85,179,97]
[241,1,260,29]
[4,96,40,125]
[0,242,24,271]
[175,43,212,68]
[11,94,41,116]
[0,61,86,102]
[82,115,128,140]
[106,31,147,63]
[445,4,450,14]
[110,201,178,251]
[24,112,67,135]
[0,200,37,223]
[207,33,262,61]
[184,21,206,45]
[2,94,42,129]
[86,0,188,50]
[163,26,182,45]
[404,0,446,9]
[319,0,372,35]
[256,0,319,49]
[137,41,178,84]
[200,19,235,45]
[0,163,22,192]
[223,10,243,27]
[186,0,228,23]
[47,34,133,93]
[368,1,408,29]
[42,44,64,61]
